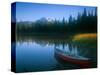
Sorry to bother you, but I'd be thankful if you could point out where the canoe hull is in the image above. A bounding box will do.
[55,49,91,68]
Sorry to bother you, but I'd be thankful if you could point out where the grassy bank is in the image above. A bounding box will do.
[72,33,97,47]
[72,33,97,42]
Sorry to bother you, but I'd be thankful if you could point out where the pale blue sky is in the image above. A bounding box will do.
[15,2,96,22]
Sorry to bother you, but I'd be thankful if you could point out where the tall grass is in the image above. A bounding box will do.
[72,33,97,44]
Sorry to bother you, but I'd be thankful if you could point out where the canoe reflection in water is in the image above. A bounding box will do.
[54,44,91,68]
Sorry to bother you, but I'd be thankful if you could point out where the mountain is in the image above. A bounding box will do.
[35,17,48,24]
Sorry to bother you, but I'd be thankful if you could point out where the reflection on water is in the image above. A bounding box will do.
[15,35,97,72]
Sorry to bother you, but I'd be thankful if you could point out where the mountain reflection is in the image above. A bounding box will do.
[17,35,72,47]
[16,35,96,60]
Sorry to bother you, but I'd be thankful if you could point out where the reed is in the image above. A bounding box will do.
[72,33,97,43]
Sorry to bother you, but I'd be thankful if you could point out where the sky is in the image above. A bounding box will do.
[14,2,96,22]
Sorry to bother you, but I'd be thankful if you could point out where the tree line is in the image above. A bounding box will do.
[16,8,97,35]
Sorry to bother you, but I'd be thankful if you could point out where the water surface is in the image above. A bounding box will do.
[15,35,97,72]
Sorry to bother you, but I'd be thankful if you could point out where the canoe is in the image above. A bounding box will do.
[55,48,91,68]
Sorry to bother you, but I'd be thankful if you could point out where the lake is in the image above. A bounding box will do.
[14,35,97,72]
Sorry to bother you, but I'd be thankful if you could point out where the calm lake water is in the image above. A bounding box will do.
[15,35,97,72]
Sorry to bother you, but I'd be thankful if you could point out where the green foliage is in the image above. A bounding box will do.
[16,8,97,35]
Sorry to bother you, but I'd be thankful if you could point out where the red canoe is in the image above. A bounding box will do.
[55,48,91,68]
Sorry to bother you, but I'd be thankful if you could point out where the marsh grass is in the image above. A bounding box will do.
[72,33,97,43]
